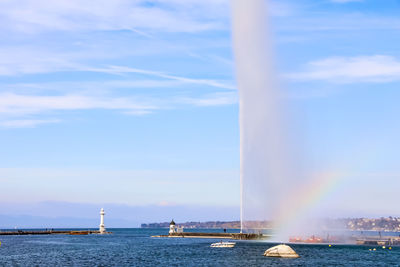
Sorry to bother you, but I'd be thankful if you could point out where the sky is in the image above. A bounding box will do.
[1,0,400,227]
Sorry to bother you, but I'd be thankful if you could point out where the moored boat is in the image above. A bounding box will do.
[210,241,236,248]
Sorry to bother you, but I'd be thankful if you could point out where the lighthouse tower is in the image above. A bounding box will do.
[169,219,176,234]
[99,208,106,234]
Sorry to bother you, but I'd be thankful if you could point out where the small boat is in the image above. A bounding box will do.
[210,241,236,248]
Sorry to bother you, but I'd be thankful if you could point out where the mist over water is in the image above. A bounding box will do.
[231,0,305,240]
[230,0,398,242]
[232,0,292,232]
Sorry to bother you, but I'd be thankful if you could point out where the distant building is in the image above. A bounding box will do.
[176,226,184,233]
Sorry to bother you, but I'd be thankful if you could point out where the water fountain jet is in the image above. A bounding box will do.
[231,0,301,239]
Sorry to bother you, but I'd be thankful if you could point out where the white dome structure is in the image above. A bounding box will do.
[264,244,299,258]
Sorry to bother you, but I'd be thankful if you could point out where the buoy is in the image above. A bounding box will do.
[328,245,331,247]
[264,244,299,258]
[373,248,376,251]
[382,246,385,249]
[369,249,372,251]
[389,247,392,250]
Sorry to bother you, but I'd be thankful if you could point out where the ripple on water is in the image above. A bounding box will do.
[0,229,399,266]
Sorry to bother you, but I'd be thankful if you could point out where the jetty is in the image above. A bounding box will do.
[0,229,111,236]
[153,232,269,240]
[356,236,400,246]
[0,208,112,236]
[152,219,270,240]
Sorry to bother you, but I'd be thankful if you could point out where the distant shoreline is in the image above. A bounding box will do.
[141,217,400,232]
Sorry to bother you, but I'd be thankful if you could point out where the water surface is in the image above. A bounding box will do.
[0,228,398,266]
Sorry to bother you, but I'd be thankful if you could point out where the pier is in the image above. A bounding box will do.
[152,219,271,240]
[0,230,110,236]
[356,236,400,246]
[0,208,112,236]
[153,232,269,240]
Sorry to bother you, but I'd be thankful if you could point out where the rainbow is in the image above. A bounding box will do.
[271,171,346,237]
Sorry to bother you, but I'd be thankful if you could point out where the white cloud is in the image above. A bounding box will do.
[0,119,60,128]
[0,45,234,90]
[0,0,300,36]
[0,90,238,117]
[0,92,160,127]
[85,65,235,90]
[275,13,400,34]
[0,93,157,117]
[0,0,236,129]
[0,0,226,34]
[0,87,238,127]
[179,92,238,106]
[286,55,400,83]
[0,46,84,76]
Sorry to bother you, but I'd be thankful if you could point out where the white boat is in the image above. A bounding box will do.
[210,241,236,248]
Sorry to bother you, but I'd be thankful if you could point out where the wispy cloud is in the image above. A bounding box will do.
[286,55,400,83]
[274,12,400,33]
[84,65,235,90]
[0,44,234,90]
[0,86,238,127]
[0,95,153,128]
[3,80,194,96]
[179,92,238,106]
[0,0,297,35]
[0,119,60,128]
[0,93,157,118]
[0,0,227,34]
[0,46,84,76]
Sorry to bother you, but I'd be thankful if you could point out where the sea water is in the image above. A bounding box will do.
[0,228,399,266]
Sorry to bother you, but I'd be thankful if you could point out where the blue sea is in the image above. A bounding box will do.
[0,228,399,266]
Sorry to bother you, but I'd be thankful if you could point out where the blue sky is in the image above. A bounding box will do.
[1,0,400,227]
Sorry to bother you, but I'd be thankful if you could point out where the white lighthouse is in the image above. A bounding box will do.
[99,208,106,234]
[169,219,176,234]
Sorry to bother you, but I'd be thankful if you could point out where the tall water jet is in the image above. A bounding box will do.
[231,0,299,236]
[231,0,398,244]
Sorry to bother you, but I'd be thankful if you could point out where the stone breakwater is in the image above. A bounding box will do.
[152,232,270,240]
[0,230,111,235]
